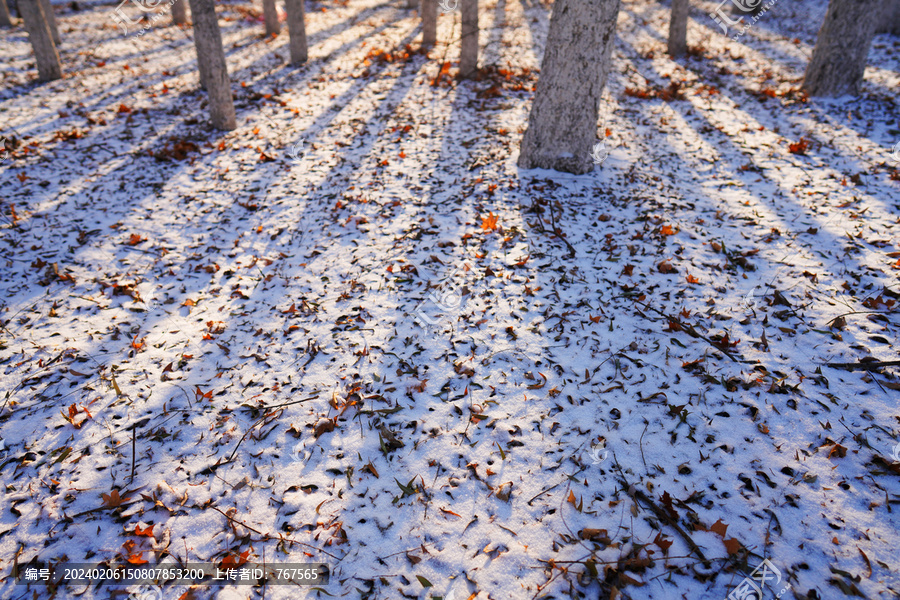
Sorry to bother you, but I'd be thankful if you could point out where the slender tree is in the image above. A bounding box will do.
[876,0,899,34]
[262,0,279,35]
[517,0,620,173]
[459,0,477,77]
[422,0,437,46]
[406,0,417,8]
[284,0,307,64]
[667,0,688,56]
[39,0,59,44]
[1,0,14,27]
[187,0,236,129]
[171,0,187,25]
[802,0,880,96]
[19,0,62,81]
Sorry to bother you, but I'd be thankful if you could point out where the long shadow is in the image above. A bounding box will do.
[0,1,409,215]
[616,31,900,315]
[620,2,900,140]
[479,0,507,67]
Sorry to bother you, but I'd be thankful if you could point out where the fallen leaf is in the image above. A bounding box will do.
[101,489,130,508]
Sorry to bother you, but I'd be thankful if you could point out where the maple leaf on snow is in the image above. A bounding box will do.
[101,489,130,508]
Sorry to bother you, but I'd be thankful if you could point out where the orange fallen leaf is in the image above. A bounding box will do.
[481,212,499,232]
[133,524,154,537]
[125,233,146,246]
[219,550,250,569]
[101,489,130,508]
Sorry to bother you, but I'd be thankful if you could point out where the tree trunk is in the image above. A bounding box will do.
[39,0,59,44]
[459,0,477,78]
[517,0,620,174]
[262,0,279,35]
[667,0,688,56]
[802,0,880,96]
[876,0,899,34]
[187,0,236,129]
[1,0,14,27]
[422,0,437,46]
[406,0,417,8]
[19,0,61,81]
[284,0,307,64]
[171,0,187,25]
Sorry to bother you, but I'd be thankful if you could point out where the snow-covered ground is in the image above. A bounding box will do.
[1,0,899,598]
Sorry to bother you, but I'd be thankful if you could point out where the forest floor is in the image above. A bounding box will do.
[1,0,899,598]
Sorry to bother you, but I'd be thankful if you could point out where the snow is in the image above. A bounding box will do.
[1,0,899,598]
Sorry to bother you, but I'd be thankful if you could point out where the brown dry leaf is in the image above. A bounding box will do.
[314,418,335,438]
[362,460,379,478]
[579,528,611,544]
[658,260,677,274]
[653,532,673,553]
[828,443,848,459]
[709,519,728,538]
[495,482,512,502]
[858,547,872,578]
[526,373,547,390]
[101,489,130,508]
[723,538,742,555]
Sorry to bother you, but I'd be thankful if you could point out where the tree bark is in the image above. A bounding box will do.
[171,0,187,25]
[262,0,279,35]
[1,0,14,27]
[517,0,620,174]
[187,0,236,130]
[406,0,417,8]
[39,0,59,44]
[422,0,437,46]
[459,0,478,78]
[876,0,899,34]
[19,0,62,81]
[802,0,880,96]
[667,0,688,56]
[284,0,307,64]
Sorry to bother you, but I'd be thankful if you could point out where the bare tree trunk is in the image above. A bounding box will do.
[406,0,417,8]
[187,0,236,129]
[262,0,279,35]
[517,0,620,174]
[459,0,478,78]
[422,0,437,46]
[39,0,59,44]
[876,0,899,34]
[1,0,14,27]
[19,0,61,80]
[284,0,307,64]
[171,0,187,25]
[667,0,688,56]
[802,0,880,96]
